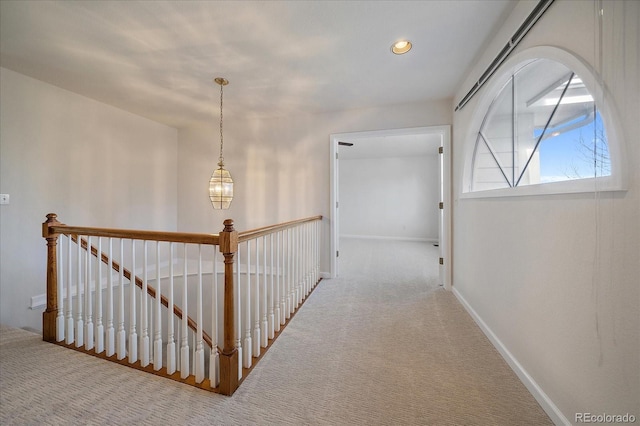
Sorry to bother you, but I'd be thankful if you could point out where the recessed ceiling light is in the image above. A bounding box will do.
[391,40,412,55]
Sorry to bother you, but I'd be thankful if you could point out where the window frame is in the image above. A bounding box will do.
[461,46,627,199]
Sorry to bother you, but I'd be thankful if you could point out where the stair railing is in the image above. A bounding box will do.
[42,213,322,395]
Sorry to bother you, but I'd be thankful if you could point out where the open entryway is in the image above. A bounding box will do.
[329,126,451,289]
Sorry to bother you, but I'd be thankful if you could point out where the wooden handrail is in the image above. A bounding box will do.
[50,224,220,245]
[48,215,322,244]
[238,215,322,242]
[74,235,213,349]
[43,213,322,396]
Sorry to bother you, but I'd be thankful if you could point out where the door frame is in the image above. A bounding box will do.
[329,125,452,289]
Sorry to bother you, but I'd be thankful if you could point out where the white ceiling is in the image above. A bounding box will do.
[0,0,514,129]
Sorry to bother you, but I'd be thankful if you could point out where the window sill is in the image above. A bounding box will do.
[460,175,627,199]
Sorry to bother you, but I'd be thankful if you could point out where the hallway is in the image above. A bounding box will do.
[0,238,551,425]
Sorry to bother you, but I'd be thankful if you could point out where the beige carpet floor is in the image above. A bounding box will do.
[0,238,551,425]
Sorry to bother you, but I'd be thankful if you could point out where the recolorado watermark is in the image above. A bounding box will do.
[575,413,636,423]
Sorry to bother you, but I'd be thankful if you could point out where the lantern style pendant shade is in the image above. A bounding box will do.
[210,77,233,210]
[209,164,233,210]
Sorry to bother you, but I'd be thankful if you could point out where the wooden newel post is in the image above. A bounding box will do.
[218,219,239,395]
[42,213,61,342]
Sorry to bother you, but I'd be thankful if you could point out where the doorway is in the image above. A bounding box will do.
[329,126,451,289]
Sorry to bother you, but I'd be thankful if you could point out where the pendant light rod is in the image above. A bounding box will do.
[214,77,229,166]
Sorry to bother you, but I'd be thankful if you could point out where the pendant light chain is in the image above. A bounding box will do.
[218,82,224,166]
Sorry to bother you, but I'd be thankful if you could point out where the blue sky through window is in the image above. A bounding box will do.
[536,112,610,183]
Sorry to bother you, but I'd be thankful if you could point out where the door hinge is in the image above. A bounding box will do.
[337,251,339,258]
[439,257,444,265]
[336,152,339,160]
[439,202,444,210]
[438,146,444,154]
[336,201,339,208]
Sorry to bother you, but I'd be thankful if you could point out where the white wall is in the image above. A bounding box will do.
[0,68,178,331]
[451,1,639,423]
[339,155,439,240]
[177,100,452,273]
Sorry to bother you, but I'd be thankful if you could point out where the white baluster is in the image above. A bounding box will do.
[95,237,104,353]
[308,223,312,293]
[314,220,318,285]
[76,236,84,348]
[293,227,298,310]
[298,226,303,306]
[294,227,299,311]
[302,224,307,297]
[304,222,313,296]
[85,236,94,351]
[289,229,293,311]
[244,240,253,368]
[180,243,189,379]
[280,231,285,322]
[268,233,275,340]
[140,241,149,367]
[195,245,205,383]
[210,246,219,387]
[291,227,296,310]
[299,225,304,299]
[235,245,242,380]
[167,242,176,375]
[129,240,138,363]
[308,223,312,289]
[291,227,300,308]
[298,225,304,300]
[253,239,261,357]
[302,223,311,299]
[274,231,282,331]
[106,238,115,357]
[308,223,312,288]
[286,229,292,319]
[261,236,268,348]
[154,241,163,370]
[303,225,308,297]
[299,223,307,301]
[176,322,181,373]
[304,224,309,295]
[315,221,318,282]
[316,220,320,285]
[56,235,64,342]
[282,229,291,318]
[117,239,126,360]
[66,235,74,345]
[294,227,299,307]
[149,296,153,365]
[302,225,307,300]
[305,224,309,294]
[191,332,196,374]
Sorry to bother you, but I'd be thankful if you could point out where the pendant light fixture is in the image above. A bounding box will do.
[209,77,234,210]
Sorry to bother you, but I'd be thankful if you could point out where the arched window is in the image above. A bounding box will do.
[463,47,626,196]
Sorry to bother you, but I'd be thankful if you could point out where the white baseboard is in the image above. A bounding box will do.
[452,287,570,426]
[30,294,47,310]
[340,234,437,243]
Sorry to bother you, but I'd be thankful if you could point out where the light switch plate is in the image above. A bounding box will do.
[0,194,10,204]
